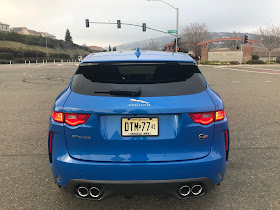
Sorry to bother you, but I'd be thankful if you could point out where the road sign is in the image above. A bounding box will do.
[168,30,178,34]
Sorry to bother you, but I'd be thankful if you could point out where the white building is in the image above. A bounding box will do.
[0,22,10,32]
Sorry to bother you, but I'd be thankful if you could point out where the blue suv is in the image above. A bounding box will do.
[49,50,229,200]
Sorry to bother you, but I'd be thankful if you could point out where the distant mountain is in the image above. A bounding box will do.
[112,32,259,51]
[114,36,174,50]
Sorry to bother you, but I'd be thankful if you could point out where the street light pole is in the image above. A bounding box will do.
[176,8,179,52]
[147,0,179,52]
[45,37,49,60]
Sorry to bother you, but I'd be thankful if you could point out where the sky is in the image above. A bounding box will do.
[1,0,280,47]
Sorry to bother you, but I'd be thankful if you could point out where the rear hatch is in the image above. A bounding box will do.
[63,62,215,162]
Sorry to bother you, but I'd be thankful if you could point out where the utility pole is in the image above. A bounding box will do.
[45,37,49,60]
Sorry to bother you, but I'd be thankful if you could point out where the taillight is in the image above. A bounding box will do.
[52,111,63,123]
[51,111,90,126]
[189,110,225,125]
[64,113,90,126]
[215,110,225,121]
[189,112,214,125]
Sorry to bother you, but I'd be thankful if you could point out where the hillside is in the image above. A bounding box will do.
[0,40,91,58]
[0,31,92,63]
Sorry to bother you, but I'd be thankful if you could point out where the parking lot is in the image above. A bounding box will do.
[0,63,280,209]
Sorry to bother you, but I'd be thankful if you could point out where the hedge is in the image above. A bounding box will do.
[0,59,11,64]
[247,60,265,64]
[0,52,14,60]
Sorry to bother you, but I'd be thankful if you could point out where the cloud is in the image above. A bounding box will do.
[1,0,280,47]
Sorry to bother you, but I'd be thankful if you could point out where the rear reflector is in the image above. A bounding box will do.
[48,131,53,163]
[51,111,90,126]
[225,130,229,151]
[49,131,53,154]
[189,110,225,125]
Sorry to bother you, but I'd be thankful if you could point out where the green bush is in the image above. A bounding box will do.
[48,53,71,59]
[265,60,277,64]
[252,55,259,60]
[200,61,231,65]
[0,59,10,64]
[229,61,239,65]
[247,60,265,64]
[0,52,14,60]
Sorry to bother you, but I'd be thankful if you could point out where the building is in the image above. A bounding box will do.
[10,27,31,35]
[89,46,103,52]
[28,29,41,36]
[0,22,10,32]
[10,27,56,39]
[39,32,56,39]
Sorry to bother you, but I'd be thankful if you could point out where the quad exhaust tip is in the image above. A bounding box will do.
[179,184,203,197]
[77,186,89,197]
[191,184,203,195]
[89,186,101,198]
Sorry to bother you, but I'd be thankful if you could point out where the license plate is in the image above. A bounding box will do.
[121,117,159,137]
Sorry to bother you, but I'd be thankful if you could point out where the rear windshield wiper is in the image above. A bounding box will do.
[95,87,141,96]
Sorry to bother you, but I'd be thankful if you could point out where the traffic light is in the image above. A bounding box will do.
[143,23,146,32]
[174,38,181,46]
[244,35,248,44]
[85,19,89,28]
[177,38,181,46]
[117,20,121,28]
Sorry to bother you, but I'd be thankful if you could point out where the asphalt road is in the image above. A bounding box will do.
[0,63,280,209]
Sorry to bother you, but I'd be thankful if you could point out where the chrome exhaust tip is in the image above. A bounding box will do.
[191,184,203,195]
[77,186,89,197]
[179,185,191,197]
[89,186,101,198]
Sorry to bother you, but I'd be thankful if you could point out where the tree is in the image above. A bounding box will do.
[147,39,159,50]
[65,29,73,43]
[109,45,111,51]
[258,25,280,64]
[181,23,209,57]
[113,46,116,51]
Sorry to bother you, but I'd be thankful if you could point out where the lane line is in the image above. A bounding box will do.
[216,67,280,76]
[242,66,280,72]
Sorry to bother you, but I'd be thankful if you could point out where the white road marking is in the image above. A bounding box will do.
[40,77,44,79]
[265,81,272,83]
[217,67,280,76]
[57,78,62,79]
[242,66,280,72]
[232,81,240,83]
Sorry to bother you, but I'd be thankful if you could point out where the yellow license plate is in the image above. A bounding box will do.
[121,117,159,136]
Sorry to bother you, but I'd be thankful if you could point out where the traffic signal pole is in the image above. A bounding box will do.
[85,20,177,37]
[175,8,179,52]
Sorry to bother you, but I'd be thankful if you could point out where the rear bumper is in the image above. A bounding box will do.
[52,149,226,187]
[66,177,214,200]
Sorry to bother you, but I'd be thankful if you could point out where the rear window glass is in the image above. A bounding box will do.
[71,62,206,97]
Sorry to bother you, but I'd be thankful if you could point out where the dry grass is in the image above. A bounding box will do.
[0,41,91,57]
